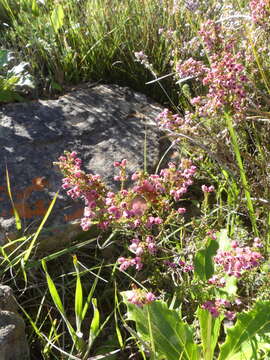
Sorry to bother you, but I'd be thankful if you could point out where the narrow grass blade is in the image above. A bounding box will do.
[42,259,78,344]
[81,266,101,320]
[88,298,100,348]
[23,191,58,263]
[225,113,258,235]
[74,255,83,331]
[6,166,22,231]
[42,259,65,314]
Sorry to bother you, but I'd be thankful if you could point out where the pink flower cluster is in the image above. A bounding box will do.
[118,236,157,272]
[126,289,156,307]
[201,185,215,193]
[202,299,236,320]
[118,256,143,271]
[208,275,226,288]
[175,57,207,80]
[169,19,250,123]
[214,241,263,278]
[250,0,270,28]
[56,152,197,271]
[175,52,248,118]
[134,51,149,65]
[156,108,192,132]
[200,53,248,117]
[199,20,234,53]
[164,259,194,272]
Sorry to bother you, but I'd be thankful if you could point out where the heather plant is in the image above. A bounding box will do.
[119,230,269,360]
[55,151,197,277]
[145,3,270,237]
[55,151,270,358]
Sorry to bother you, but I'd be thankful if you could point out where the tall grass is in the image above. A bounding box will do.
[0,0,190,101]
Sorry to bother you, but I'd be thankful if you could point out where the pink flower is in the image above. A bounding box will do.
[70,151,77,158]
[126,289,156,307]
[74,170,83,178]
[177,207,186,214]
[81,217,91,231]
[121,159,127,167]
[225,311,236,321]
[145,292,156,302]
[131,172,139,181]
[147,242,157,254]
[201,185,215,193]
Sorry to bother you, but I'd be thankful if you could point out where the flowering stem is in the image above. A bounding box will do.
[225,113,258,236]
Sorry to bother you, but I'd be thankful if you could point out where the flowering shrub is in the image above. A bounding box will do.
[250,0,270,28]
[52,2,270,357]
[214,241,263,278]
[55,151,197,274]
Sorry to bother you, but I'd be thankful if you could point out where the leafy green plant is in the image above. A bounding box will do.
[122,296,270,360]
[0,48,34,102]
[41,256,109,359]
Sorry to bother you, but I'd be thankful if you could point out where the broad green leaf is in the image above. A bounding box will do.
[197,308,223,360]
[218,301,270,360]
[194,238,219,281]
[50,4,64,33]
[217,229,231,252]
[122,294,200,360]
[222,275,237,297]
[31,0,39,15]
[225,338,270,360]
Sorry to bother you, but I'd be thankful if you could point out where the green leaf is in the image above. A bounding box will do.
[0,49,8,68]
[217,229,231,252]
[0,90,23,103]
[194,238,219,281]
[42,259,78,344]
[74,255,83,331]
[81,266,100,320]
[23,191,58,263]
[218,301,270,360]
[122,294,200,360]
[197,308,223,360]
[42,259,65,315]
[222,275,237,297]
[50,4,64,33]
[89,298,100,347]
[6,166,22,231]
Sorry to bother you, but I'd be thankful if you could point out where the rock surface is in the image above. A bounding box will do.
[0,285,30,360]
[0,84,167,251]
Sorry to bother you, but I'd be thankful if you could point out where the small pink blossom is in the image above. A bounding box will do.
[177,207,186,214]
[201,185,215,193]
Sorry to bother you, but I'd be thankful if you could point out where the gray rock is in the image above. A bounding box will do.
[0,84,167,252]
[0,285,29,360]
